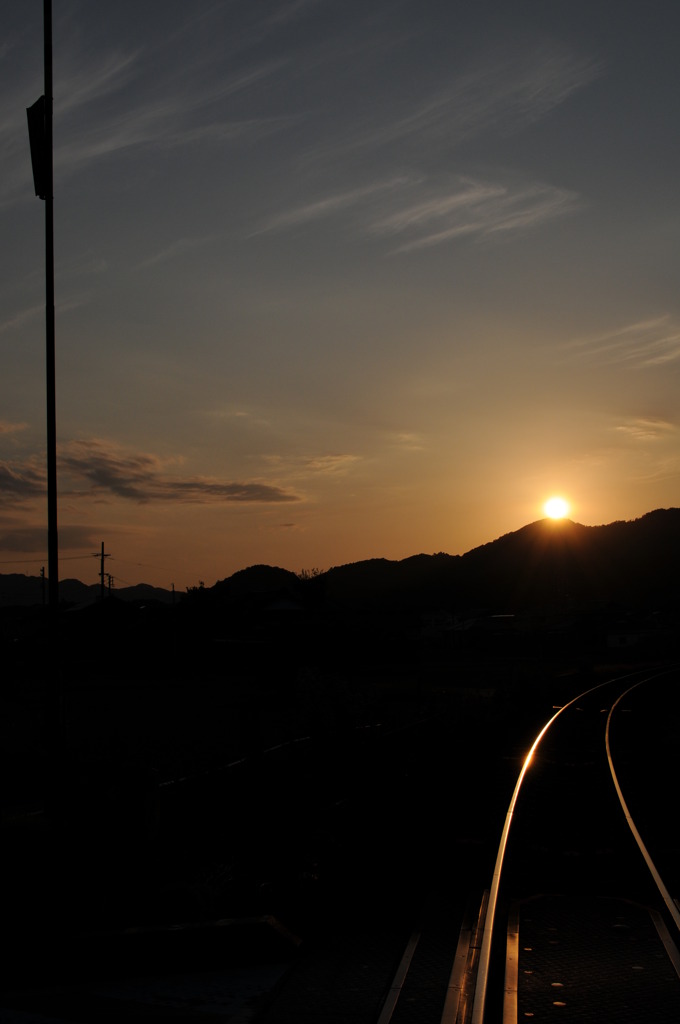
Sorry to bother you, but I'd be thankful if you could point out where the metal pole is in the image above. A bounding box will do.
[44,0,58,611]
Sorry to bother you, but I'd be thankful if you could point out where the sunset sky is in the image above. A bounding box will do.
[1,1,679,591]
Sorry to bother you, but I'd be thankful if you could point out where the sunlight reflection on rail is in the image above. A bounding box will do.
[470,670,645,1024]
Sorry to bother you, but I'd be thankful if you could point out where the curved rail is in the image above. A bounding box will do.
[605,676,680,932]
[470,669,653,1024]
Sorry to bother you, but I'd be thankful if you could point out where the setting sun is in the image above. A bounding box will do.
[544,496,570,519]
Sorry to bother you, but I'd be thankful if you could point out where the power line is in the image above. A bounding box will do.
[0,552,179,585]
[110,558,175,573]
[0,554,95,565]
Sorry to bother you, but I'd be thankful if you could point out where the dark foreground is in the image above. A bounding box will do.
[0,644,662,1020]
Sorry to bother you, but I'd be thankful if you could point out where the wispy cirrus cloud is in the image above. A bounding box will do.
[256,35,594,251]
[0,420,29,436]
[389,432,425,452]
[58,50,141,115]
[302,454,361,474]
[307,38,601,166]
[47,15,293,177]
[386,43,600,147]
[0,303,43,335]
[254,178,410,234]
[614,417,676,442]
[262,0,326,29]
[564,316,680,368]
[137,234,217,270]
[59,439,299,504]
[57,103,291,172]
[263,452,361,475]
[374,179,579,252]
[0,460,45,504]
[257,174,579,250]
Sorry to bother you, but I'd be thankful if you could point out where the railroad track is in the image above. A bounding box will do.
[472,667,680,1023]
[262,668,680,1024]
[7,670,675,1023]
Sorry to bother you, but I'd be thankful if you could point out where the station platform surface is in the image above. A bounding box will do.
[1,893,679,1023]
[512,893,680,1023]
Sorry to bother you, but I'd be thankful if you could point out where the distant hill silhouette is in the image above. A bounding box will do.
[211,563,301,599]
[455,510,680,611]
[194,508,680,615]
[2,509,679,613]
[0,573,174,609]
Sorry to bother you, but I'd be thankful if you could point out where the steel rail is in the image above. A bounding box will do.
[469,669,648,1024]
[605,674,680,933]
[441,891,488,1024]
[376,926,422,1024]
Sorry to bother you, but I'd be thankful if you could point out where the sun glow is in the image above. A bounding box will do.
[544,496,570,519]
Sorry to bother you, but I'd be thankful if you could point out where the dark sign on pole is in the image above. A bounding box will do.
[27,95,47,200]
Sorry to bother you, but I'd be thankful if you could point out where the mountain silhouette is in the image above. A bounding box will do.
[0,574,174,609]
[299,509,678,613]
[2,509,679,613]
[181,508,680,616]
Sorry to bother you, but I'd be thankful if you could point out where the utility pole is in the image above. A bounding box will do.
[26,2,60,817]
[27,0,58,613]
[97,542,111,602]
[44,0,57,614]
